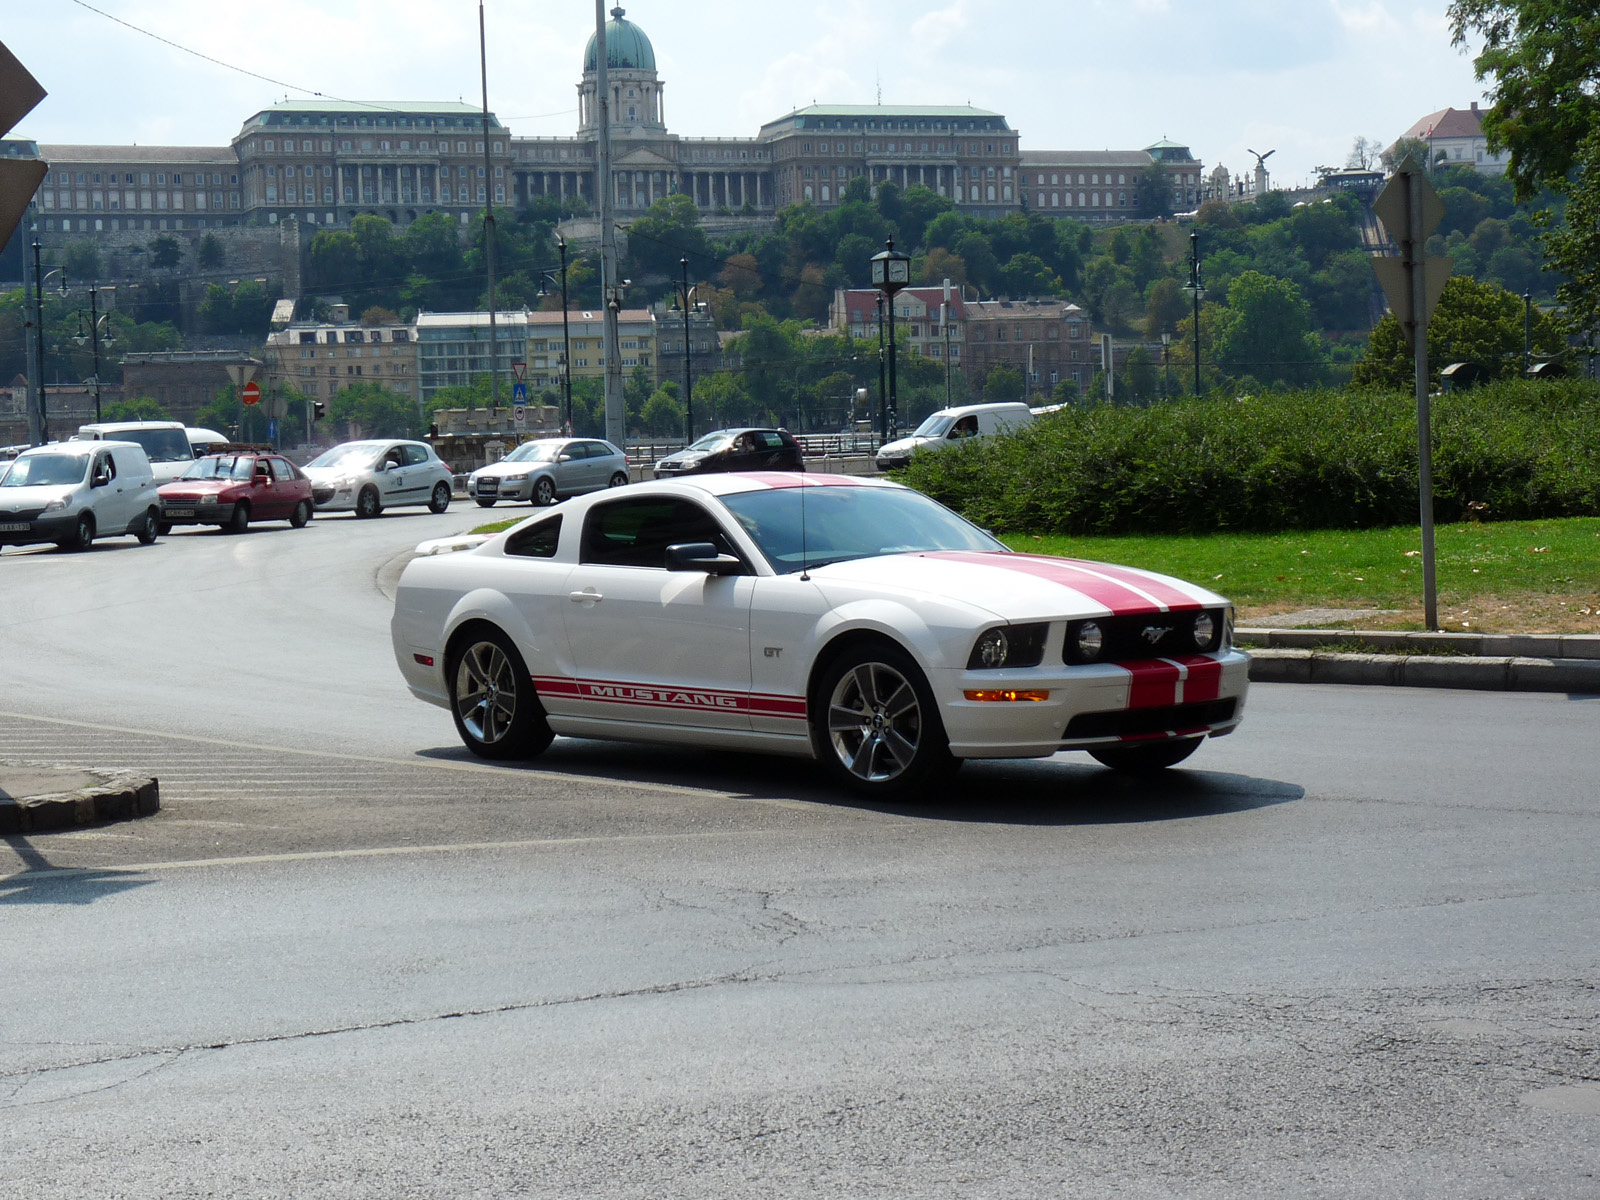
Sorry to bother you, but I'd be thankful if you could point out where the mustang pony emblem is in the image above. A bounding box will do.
[1141,625,1173,645]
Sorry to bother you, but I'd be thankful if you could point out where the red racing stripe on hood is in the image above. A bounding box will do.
[1033,555,1205,611]
[924,550,1182,615]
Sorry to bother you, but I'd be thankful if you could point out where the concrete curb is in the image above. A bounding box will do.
[1237,627,1600,660]
[0,762,160,835]
[1246,649,1600,693]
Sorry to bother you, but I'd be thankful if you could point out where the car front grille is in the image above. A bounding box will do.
[1064,609,1225,665]
[476,478,499,494]
[312,487,335,504]
[1063,698,1238,741]
[0,505,46,520]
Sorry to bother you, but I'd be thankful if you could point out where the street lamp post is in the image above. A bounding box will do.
[1183,231,1205,396]
[30,235,65,443]
[1162,331,1171,400]
[869,239,911,439]
[1523,291,1532,376]
[535,236,574,433]
[72,283,115,424]
[678,257,698,442]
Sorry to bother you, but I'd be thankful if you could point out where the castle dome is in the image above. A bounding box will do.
[583,7,657,73]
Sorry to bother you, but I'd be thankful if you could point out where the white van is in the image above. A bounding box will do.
[186,427,232,456]
[875,401,1033,471]
[76,420,196,484]
[0,440,161,551]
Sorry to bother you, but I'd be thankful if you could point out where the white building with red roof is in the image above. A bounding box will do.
[1398,102,1509,176]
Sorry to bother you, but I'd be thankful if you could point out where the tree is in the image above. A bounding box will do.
[982,365,1024,401]
[1382,136,1430,172]
[62,240,101,282]
[1145,278,1188,338]
[640,387,685,437]
[328,381,420,440]
[1347,136,1383,169]
[149,235,182,271]
[1135,165,1174,219]
[1209,270,1326,388]
[1122,346,1160,403]
[1544,128,1600,333]
[197,233,225,270]
[1352,273,1566,388]
[102,397,171,422]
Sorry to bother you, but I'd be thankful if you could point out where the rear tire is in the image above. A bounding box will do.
[608,471,629,488]
[810,642,957,800]
[57,513,94,552]
[1088,738,1203,773]
[428,481,452,513]
[447,627,555,761]
[226,502,250,534]
[356,486,381,518]
[289,499,312,528]
[135,508,160,545]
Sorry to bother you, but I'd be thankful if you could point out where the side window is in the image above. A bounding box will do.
[505,514,562,559]
[563,442,590,460]
[97,453,116,481]
[403,444,430,466]
[582,498,731,569]
[580,441,609,459]
[269,457,295,481]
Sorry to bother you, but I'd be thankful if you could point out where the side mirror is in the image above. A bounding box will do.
[91,470,110,488]
[558,453,573,463]
[665,542,742,575]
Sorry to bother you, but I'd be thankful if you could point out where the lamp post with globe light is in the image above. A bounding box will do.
[869,239,911,440]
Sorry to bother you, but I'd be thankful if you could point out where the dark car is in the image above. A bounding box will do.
[652,428,805,479]
[157,452,315,534]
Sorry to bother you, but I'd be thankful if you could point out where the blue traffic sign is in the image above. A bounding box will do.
[512,382,528,403]
[268,418,278,442]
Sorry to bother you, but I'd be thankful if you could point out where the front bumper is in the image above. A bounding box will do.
[0,512,76,546]
[875,455,910,471]
[311,484,358,512]
[937,649,1251,759]
[160,500,236,527]
[470,476,534,502]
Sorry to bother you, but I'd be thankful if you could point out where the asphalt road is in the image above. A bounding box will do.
[3,504,1598,1198]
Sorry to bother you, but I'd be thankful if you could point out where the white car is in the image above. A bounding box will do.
[875,401,1032,471]
[75,420,196,484]
[390,473,1249,798]
[468,437,630,507]
[303,439,455,517]
[0,440,161,551]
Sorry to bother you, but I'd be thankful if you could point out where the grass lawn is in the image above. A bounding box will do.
[471,513,1599,633]
[1007,518,1600,633]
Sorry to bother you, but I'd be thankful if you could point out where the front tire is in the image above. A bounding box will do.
[226,502,250,534]
[608,471,629,488]
[135,508,160,545]
[289,499,312,528]
[811,642,956,799]
[475,497,497,508]
[356,486,381,518]
[1088,738,1203,773]
[447,628,554,761]
[533,476,557,506]
[428,481,452,513]
[57,513,94,552]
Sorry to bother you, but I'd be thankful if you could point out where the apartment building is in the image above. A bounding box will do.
[263,318,418,405]
[829,286,968,372]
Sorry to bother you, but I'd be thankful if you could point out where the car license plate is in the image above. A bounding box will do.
[166,508,195,517]
[0,521,28,532]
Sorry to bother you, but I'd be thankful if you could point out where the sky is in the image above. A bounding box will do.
[6,0,1491,189]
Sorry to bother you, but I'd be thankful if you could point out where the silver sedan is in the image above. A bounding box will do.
[467,437,630,507]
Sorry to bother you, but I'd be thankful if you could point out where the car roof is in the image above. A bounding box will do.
[648,471,903,498]
[78,420,185,432]
[24,439,143,457]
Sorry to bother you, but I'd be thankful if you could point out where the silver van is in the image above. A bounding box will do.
[76,420,196,484]
[875,402,1033,471]
[0,440,161,551]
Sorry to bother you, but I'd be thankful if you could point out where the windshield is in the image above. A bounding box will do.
[912,415,954,439]
[720,485,1003,574]
[307,444,380,470]
[503,440,562,463]
[182,455,256,481]
[1,453,89,487]
[686,433,732,454]
[106,428,191,463]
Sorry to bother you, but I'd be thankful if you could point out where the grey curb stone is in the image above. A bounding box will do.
[1238,628,1600,660]
[0,767,160,835]
[1246,649,1600,693]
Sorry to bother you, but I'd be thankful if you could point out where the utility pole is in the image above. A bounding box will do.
[596,0,626,446]
[21,221,42,445]
[679,257,695,442]
[558,236,573,433]
[478,1,501,411]
[876,294,887,439]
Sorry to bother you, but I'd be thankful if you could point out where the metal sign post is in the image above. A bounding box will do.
[1372,155,1450,631]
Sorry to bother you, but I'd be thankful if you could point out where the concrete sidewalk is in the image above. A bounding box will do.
[1239,627,1600,692]
[0,761,159,834]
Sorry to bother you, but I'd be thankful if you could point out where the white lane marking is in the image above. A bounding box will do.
[2,827,827,879]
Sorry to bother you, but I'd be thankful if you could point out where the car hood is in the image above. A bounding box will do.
[301,463,370,482]
[0,484,76,511]
[472,460,546,479]
[656,450,709,468]
[878,435,933,458]
[159,479,237,497]
[808,550,1228,621]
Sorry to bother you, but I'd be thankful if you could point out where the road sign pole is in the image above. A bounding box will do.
[1407,169,1438,632]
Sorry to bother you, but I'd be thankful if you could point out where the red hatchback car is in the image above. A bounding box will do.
[157,452,314,534]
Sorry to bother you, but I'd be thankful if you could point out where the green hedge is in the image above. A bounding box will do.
[899,381,1600,534]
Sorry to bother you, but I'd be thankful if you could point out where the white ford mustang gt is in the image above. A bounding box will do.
[390,473,1249,798]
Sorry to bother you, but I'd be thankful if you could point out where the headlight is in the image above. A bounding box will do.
[501,472,529,482]
[199,494,218,504]
[1073,621,1104,662]
[966,623,1047,670]
[42,497,66,514]
[1192,611,1219,652]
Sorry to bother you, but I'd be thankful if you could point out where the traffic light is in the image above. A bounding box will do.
[312,401,326,420]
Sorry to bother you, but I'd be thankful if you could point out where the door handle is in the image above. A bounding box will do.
[569,590,603,603]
